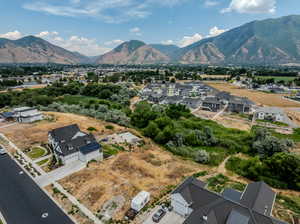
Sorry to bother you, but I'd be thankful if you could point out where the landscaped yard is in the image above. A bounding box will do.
[36,158,50,166]
[27,147,46,160]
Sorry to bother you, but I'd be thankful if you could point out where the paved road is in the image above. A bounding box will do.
[0,154,74,224]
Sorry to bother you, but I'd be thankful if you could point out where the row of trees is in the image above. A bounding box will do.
[226,127,298,190]
[0,81,136,108]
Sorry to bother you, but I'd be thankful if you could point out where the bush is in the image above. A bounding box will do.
[105,125,114,130]
[194,150,210,164]
[87,127,97,132]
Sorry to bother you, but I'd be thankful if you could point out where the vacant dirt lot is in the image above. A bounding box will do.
[0,112,126,150]
[208,82,300,107]
[59,144,207,220]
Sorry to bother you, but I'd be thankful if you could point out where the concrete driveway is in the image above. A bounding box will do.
[35,160,86,187]
[143,208,184,224]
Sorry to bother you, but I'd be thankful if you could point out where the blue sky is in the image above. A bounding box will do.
[1,0,300,56]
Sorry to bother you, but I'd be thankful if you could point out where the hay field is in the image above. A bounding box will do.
[208,82,300,107]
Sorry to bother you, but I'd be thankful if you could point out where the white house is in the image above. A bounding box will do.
[48,124,102,165]
[13,107,43,123]
[254,107,285,122]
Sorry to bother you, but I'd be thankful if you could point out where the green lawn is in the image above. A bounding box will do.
[256,76,297,82]
[27,147,46,159]
[36,158,49,166]
[256,119,288,127]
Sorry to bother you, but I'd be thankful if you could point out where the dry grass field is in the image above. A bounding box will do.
[0,112,126,150]
[208,82,300,107]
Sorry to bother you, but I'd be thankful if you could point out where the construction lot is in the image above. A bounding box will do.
[207,82,300,107]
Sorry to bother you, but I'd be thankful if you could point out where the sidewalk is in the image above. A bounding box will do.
[0,133,103,224]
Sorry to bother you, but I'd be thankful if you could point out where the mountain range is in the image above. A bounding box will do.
[1,15,300,65]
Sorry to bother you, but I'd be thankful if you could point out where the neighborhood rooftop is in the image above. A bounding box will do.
[171,177,286,224]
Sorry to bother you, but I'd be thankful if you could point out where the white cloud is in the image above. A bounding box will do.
[130,27,142,36]
[178,33,203,47]
[208,26,228,37]
[204,0,219,7]
[34,31,111,56]
[23,0,188,23]
[221,0,276,14]
[104,39,124,46]
[161,40,175,45]
[0,30,23,40]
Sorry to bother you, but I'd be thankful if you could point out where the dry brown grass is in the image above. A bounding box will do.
[208,82,300,107]
[0,112,126,150]
[59,147,208,219]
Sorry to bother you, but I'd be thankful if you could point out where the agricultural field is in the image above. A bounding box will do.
[208,82,300,107]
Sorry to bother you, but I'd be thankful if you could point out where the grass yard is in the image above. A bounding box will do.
[36,158,49,166]
[27,147,46,159]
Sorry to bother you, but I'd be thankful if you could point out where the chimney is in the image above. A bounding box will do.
[203,215,208,221]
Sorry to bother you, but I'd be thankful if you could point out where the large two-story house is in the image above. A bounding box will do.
[13,107,43,123]
[48,124,102,165]
[171,177,286,224]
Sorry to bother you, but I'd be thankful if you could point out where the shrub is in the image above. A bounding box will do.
[194,150,210,164]
[87,127,97,132]
[105,125,114,130]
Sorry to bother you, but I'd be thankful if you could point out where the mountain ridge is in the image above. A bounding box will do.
[1,15,300,65]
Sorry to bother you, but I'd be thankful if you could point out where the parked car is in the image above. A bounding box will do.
[152,208,166,223]
[124,208,138,220]
[0,146,6,155]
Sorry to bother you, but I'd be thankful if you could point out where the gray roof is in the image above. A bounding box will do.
[240,182,276,216]
[49,124,101,156]
[173,177,286,224]
[255,107,284,115]
[222,188,242,203]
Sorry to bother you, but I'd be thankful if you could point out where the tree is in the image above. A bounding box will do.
[143,122,160,138]
[131,102,158,128]
[264,153,300,190]
[194,150,210,164]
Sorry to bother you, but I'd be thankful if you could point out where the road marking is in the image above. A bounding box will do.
[41,213,49,218]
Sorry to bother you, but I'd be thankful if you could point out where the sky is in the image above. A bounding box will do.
[0,0,299,56]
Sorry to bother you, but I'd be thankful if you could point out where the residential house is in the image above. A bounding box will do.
[202,97,222,112]
[13,107,43,123]
[0,112,15,122]
[254,107,286,123]
[171,177,286,224]
[216,92,254,113]
[48,124,102,165]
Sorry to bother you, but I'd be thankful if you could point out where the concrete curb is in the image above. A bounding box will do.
[0,212,7,224]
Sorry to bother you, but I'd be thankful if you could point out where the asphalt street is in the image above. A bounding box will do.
[0,154,74,224]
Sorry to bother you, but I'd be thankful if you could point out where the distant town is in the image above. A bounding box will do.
[0,63,299,224]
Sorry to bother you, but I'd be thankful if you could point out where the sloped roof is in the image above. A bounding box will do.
[173,177,286,224]
[240,181,276,216]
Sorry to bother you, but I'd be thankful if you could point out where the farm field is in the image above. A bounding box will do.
[208,82,300,107]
